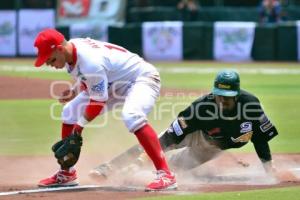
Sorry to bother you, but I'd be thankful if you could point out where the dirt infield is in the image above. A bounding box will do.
[0,75,300,199]
[0,153,299,200]
[0,75,204,100]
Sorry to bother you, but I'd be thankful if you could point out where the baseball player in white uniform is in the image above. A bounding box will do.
[34,29,177,191]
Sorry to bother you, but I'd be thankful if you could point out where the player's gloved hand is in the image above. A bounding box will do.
[52,124,83,170]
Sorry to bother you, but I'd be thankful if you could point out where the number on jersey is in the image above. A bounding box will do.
[104,43,127,53]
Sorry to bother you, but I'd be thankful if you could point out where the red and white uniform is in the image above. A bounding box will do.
[62,38,160,132]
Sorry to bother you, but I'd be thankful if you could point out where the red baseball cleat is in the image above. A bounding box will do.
[38,169,78,187]
[145,170,177,191]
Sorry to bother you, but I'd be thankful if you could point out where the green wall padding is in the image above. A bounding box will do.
[252,25,277,60]
[108,24,142,57]
[276,23,297,61]
[183,22,213,60]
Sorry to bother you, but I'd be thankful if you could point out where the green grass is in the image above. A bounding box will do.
[1,59,299,95]
[0,59,299,199]
[161,72,300,94]
[0,97,189,155]
[138,186,300,200]
[0,99,136,155]
[0,60,299,155]
[0,100,60,155]
[0,94,299,155]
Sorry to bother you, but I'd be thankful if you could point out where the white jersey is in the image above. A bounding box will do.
[66,38,158,102]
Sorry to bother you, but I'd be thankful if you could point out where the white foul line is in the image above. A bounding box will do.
[0,185,144,196]
[0,185,102,196]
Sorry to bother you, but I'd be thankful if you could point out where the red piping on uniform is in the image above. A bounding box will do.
[69,42,77,66]
[80,81,87,91]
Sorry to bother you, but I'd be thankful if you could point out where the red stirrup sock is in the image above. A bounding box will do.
[134,124,170,173]
[61,123,74,139]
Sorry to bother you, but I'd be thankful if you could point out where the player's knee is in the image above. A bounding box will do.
[61,103,77,124]
[122,110,147,133]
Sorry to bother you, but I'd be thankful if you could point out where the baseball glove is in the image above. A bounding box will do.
[52,134,82,170]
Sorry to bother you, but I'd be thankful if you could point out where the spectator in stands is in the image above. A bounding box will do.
[259,0,283,23]
[177,0,200,21]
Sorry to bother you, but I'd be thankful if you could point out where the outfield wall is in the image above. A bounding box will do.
[0,12,298,61]
[56,22,299,61]
[104,22,298,61]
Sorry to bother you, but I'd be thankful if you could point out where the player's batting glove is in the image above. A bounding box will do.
[53,130,83,170]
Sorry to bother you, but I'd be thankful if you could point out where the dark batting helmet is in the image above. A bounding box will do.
[213,70,240,97]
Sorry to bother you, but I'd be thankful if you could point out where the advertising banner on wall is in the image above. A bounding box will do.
[57,0,126,26]
[142,21,183,61]
[18,9,55,55]
[0,10,17,56]
[70,23,108,42]
[297,21,300,61]
[214,22,256,62]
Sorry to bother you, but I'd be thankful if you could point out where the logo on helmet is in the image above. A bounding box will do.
[217,84,231,89]
[213,70,240,97]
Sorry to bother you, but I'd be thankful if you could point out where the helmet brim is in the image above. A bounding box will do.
[213,88,238,97]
